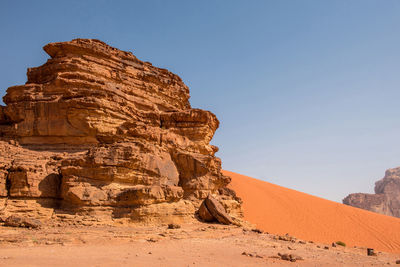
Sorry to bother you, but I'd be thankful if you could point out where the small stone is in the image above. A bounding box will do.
[395,259,400,264]
[367,248,377,256]
[278,235,291,242]
[251,229,263,234]
[241,252,258,257]
[168,223,181,229]
[278,253,303,262]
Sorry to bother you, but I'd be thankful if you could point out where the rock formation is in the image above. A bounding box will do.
[343,167,400,218]
[0,39,242,225]
[198,195,233,224]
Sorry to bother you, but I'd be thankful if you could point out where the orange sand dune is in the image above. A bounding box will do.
[224,170,400,253]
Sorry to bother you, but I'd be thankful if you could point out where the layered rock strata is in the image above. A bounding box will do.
[343,167,400,218]
[0,39,241,225]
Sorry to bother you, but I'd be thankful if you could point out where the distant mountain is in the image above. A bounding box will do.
[343,167,400,218]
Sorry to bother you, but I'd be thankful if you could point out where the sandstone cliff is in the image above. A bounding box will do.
[343,167,400,218]
[0,39,241,225]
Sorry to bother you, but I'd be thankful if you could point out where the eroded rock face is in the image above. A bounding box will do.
[343,167,400,218]
[0,39,241,225]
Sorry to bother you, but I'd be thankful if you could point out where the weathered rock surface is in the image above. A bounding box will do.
[198,195,233,224]
[0,39,242,225]
[343,167,400,218]
[198,200,215,222]
[4,215,42,229]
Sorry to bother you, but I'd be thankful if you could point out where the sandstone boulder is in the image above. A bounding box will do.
[198,200,215,222]
[4,215,42,229]
[198,195,233,224]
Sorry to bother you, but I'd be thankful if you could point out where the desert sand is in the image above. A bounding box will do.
[1,223,399,266]
[225,170,400,253]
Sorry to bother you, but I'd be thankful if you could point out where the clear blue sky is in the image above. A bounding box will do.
[1,0,400,202]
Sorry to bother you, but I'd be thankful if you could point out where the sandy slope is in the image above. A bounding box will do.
[224,170,400,253]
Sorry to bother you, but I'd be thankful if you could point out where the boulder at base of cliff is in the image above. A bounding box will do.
[198,195,233,225]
